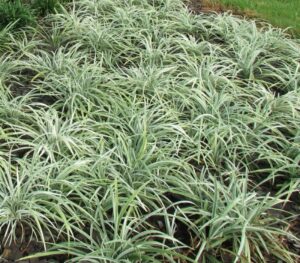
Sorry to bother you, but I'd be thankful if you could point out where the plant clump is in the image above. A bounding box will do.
[0,0,68,29]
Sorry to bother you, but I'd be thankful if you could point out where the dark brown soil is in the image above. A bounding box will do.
[188,0,257,17]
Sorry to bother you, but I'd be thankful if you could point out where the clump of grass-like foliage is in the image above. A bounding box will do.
[0,0,69,29]
[0,0,34,29]
[0,0,299,262]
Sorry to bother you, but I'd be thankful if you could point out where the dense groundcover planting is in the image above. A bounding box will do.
[0,0,299,262]
[0,0,70,30]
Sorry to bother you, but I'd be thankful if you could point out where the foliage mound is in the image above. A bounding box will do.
[0,0,299,262]
[0,0,68,29]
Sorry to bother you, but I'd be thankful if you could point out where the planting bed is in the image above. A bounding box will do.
[0,0,299,262]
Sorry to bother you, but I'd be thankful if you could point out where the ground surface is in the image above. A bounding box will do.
[201,0,300,35]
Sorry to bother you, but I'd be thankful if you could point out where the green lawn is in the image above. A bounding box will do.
[211,0,300,35]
